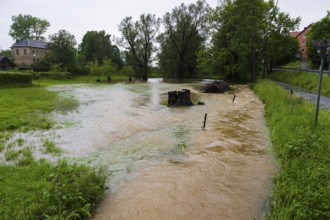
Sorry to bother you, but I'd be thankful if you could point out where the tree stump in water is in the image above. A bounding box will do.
[168,89,194,107]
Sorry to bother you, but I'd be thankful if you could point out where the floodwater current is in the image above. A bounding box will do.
[50,79,276,220]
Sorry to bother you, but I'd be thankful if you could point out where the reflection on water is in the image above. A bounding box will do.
[45,81,275,220]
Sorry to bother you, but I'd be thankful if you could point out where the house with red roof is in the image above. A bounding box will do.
[290,25,311,59]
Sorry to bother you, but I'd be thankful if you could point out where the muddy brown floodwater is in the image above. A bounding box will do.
[75,81,277,220]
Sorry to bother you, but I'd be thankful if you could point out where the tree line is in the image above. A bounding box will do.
[4,0,330,82]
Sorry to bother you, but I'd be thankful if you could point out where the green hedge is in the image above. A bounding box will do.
[0,72,32,85]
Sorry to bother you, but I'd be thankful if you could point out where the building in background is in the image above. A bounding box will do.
[290,25,311,59]
[11,39,48,65]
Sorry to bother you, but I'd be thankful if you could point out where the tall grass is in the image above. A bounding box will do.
[0,161,106,219]
[252,80,330,219]
[268,70,330,96]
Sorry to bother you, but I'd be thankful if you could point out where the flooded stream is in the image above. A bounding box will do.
[49,80,275,219]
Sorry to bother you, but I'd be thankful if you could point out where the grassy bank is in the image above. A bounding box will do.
[252,80,330,219]
[268,70,330,97]
[0,83,106,219]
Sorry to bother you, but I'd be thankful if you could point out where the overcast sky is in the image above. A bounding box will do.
[0,0,329,50]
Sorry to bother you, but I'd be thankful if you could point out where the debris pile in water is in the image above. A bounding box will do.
[204,81,230,93]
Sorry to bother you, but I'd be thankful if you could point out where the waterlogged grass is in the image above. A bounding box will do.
[55,94,80,114]
[268,70,330,96]
[252,80,330,219]
[0,82,107,219]
[43,139,62,155]
[0,161,106,219]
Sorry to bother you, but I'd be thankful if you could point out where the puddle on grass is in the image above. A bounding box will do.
[2,80,276,219]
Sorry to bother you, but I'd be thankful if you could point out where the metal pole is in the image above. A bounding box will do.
[314,55,325,126]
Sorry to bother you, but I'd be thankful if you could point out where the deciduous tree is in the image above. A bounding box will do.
[79,31,123,69]
[118,14,160,81]
[46,30,77,72]
[200,0,299,82]
[159,0,210,79]
[9,14,50,41]
[307,15,330,68]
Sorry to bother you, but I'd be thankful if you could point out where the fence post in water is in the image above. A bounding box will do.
[232,94,236,103]
[203,113,207,129]
[290,90,293,113]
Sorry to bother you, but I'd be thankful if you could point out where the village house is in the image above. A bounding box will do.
[11,39,48,65]
[290,25,311,59]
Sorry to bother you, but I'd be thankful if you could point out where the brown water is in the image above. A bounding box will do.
[71,81,276,220]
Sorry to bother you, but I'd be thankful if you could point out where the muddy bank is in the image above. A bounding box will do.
[93,85,276,220]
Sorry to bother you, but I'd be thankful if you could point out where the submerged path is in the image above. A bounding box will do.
[94,85,276,220]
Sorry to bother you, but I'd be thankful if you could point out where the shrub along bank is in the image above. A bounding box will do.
[252,80,330,219]
[0,72,32,86]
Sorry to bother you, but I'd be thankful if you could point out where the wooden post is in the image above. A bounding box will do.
[203,113,207,129]
[290,89,293,113]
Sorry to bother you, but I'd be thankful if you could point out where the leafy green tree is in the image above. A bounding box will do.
[0,49,12,58]
[159,0,210,79]
[196,45,216,78]
[86,60,102,81]
[101,59,117,77]
[120,65,135,80]
[46,30,77,72]
[79,31,112,64]
[9,14,50,41]
[79,31,123,69]
[263,3,300,75]
[307,15,330,68]
[86,59,116,81]
[118,14,160,81]
[201,0,299,82]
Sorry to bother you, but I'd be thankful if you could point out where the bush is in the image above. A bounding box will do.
[0,72,32,85]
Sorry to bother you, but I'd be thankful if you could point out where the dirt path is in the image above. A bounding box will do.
[94,85,276,220]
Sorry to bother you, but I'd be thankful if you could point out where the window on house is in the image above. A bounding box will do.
[16,49,19,55]
[32,50,35,54]
[24,49,27,54]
